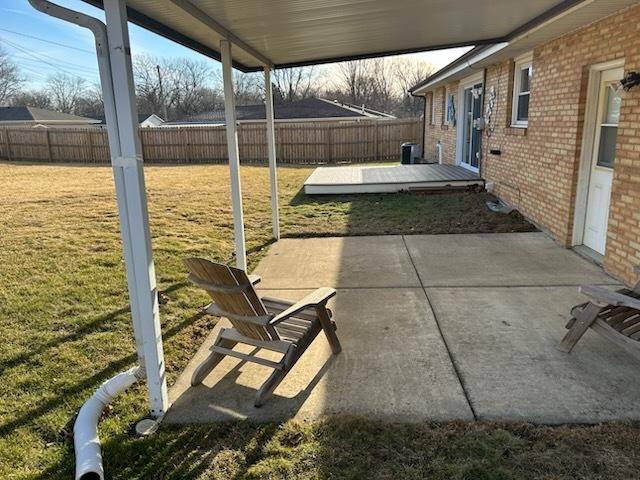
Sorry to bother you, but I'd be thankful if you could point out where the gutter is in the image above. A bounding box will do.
[410,42,509,95]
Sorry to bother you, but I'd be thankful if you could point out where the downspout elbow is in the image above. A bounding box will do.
[74,367,145,480]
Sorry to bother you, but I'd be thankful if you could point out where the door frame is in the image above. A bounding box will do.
[456,72,483,173]
[571,58,624,248]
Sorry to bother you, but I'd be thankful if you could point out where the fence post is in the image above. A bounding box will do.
[325,125,333,164]
[86,129,94,163]
[4,128,13,161]
[374,122,379,161]
[44,129,52,161]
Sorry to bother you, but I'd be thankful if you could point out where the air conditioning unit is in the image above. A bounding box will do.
[401,143,422,164]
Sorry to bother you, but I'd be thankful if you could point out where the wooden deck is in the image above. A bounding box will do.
[303,164,484,194]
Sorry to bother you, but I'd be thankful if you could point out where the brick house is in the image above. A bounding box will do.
[411,2,640,285]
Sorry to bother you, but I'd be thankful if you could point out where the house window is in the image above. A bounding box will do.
[511,54,533,126]
[431,92,437,125]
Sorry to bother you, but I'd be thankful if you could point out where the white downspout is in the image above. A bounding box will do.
[74,367,144,480]
[26,2,151,479]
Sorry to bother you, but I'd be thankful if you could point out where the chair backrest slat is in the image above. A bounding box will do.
[184,257,277,341]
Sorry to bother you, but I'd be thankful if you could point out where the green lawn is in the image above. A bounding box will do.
[3,162,639,480]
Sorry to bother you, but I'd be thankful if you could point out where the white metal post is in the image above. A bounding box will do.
[221,39,247,271]
[104,0,168,417]
[264,66,280,240]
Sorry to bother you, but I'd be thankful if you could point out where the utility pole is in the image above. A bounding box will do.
[156,64,168,120]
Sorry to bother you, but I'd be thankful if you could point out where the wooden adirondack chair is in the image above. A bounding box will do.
[559,266,640,361]
[184,257,342,407]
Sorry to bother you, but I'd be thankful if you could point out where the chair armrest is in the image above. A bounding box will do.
[270,287,336,325]
[579,284,640,310]
[248,274,261,286]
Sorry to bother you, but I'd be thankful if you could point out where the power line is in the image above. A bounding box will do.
[1,36,98,74]
[16,64,48,80]
[0,27,94,54]
[1,36,98,80]
[11,52,99,76]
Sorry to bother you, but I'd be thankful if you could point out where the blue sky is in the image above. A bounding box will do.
[1,0,471,90]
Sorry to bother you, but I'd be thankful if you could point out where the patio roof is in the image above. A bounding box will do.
[410,0,638,94]
[81,0,587,72]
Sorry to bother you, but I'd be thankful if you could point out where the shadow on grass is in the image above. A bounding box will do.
[0,290,203,438]
[35,416,640,480]
[0,281,189,377]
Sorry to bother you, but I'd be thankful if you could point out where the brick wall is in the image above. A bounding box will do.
[423,84,458,164]
[421,4,640,284]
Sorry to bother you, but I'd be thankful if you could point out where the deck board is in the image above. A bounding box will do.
[304,164,483,194]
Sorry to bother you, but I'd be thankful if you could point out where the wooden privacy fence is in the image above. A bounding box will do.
[0,118,421,165]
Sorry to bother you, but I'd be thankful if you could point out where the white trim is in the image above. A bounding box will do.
[511,52,533,127]
[104,0,168,417]
[221,39,248,271]
[163,116,381,127]
[305,179,483,195]
[264,66,280,240]
[412,43,508,95]
[572,58,624,247]
[455,73,483,173]
[459,71,484,87]
[316,98,394,118]
[430,91,437,125]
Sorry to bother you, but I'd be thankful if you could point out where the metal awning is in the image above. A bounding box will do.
[82,0,584,71]
[410,0,638,94]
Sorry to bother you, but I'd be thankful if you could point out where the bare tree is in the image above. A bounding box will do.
[370,58,395,112]
[325,57,436,117]
[10,90,52,109]
[171,58,218,118]
[0,47,23,106]
[46,73,87,114]
[134,55,165,116]
[224,70,262,105]
[135,55,220,120]
[272,66,317,102]
[334,60,373,105]
[394,58,437,116]
[75,85,104,119]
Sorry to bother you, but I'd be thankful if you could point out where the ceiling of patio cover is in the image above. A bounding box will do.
[83,0,583,71]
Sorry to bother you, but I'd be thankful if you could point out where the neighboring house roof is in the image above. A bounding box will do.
[0,106,100,124]
[168,98,392,125]
[95,113,165,125]
[409,0,637,95]
[139,113,165,127]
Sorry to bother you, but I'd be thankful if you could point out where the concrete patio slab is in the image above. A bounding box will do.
[427,285,640,423]
[254,236,421,289]
[404,232,617,287]
[166,232,638,426]
[165,287,473,423]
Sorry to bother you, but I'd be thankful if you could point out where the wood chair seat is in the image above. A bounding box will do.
[184,257,342,407]
[559,266,640,361]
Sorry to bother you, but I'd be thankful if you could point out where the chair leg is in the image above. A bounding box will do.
[558,302,602,354]
[254,368,289,408]
[316,305,342,355]
[254,347,297,407]
[191,336,237,386]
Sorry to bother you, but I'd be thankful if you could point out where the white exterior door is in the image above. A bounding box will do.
[583,67,622,255]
